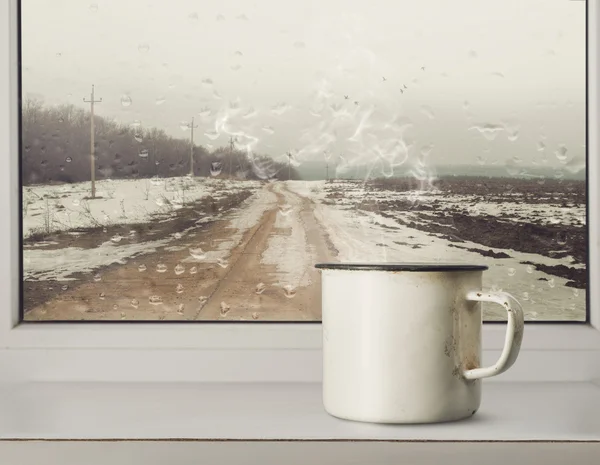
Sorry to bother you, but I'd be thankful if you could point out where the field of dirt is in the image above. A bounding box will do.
[346,177,587,289]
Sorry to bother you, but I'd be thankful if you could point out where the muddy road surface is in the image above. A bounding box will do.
[24,182,336,321]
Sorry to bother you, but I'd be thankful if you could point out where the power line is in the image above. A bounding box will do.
[83,84,102,198]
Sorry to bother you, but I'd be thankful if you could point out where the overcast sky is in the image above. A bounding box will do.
[21,0,586,174]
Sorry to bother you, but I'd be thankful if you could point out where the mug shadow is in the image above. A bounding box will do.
[329,411,497,428]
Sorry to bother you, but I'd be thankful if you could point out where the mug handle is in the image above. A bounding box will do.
[462,291,525,380]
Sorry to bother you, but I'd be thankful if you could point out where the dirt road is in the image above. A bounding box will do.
[24,182,337,321]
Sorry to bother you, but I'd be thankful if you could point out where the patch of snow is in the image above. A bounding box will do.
[261,183,314,288]
[23,238,170,281]
[22,177,262,238]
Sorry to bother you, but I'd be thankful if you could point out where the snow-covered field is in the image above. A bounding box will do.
[22,176,263,238]
[286,181,586,321]
[23,176,265,281]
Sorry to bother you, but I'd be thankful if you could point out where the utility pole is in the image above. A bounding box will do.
[83,84,102,198]
[228,136,236,177]
[187,117,198,176]
[287,151,292,181]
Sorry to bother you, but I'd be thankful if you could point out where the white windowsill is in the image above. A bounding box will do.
[1,381,599,441]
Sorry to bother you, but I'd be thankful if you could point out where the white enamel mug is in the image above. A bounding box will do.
[315,263,525,424]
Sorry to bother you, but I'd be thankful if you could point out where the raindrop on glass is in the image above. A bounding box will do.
[252,312,259,320]
[99,292,106,300]
[138,43,150,54]
[548,278,555,288]
[278,204,292,216]
[155,96,166,105]
[522,291,530,301]
[255,283,266,294]
[220,301,230,316]
[199,296,208,305]
[174,264,186,275]
[120,95,132,107]
[190,266,198,274]
[555,144,568,161]
[204,130,220,141]
[556,232,567,245]
[134,133,143,143]
[149,295,163,305]
[177,303,185,315]
[283,285,296,299]
[507,267,516,276]
[189,248,206,260]
[526,265,534,274]
[210,162,222,176]
[198,107,212,117]
[217,258,228,268]
[66,156,72,163]
[156,263,168,273]
[130,299,139,308]
[139,149,149,159]
[120,312,127,319]
[111,234,122,243]
[176,283,184,294]
[138,264,147,272]
[93,273,102,282]
[61,284,69,291]
[573,288,580,297]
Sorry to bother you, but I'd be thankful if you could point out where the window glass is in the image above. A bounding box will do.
[21,0,587,322]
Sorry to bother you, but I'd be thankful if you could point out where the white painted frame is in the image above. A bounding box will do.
[0,0,598,383]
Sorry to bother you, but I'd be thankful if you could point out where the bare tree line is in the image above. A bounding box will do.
[21,99,299,186]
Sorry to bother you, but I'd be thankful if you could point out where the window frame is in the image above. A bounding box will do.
[1,0,598,384]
